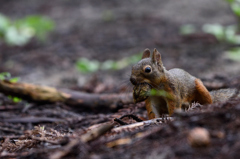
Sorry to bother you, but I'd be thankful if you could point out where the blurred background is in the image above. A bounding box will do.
[0,0,240,90]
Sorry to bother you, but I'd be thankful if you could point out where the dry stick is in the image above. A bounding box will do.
[112,117,173,133]
[49,139,79,159]
[80,123,114,142]
[27,136,63,145]
[49,123,113,159]
[107,126,163,147]
[0,80,133,109]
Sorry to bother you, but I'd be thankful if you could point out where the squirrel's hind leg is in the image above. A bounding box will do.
[194,79,212,104]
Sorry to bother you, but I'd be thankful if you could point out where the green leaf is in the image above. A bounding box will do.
[40,126,45,130]
[226,0,234,4]
[12,97,22,103]
[101,60,115,70]
[76,58,100,73]
[202,24,225,40]
[115,58,129,70]
[233,35,240,44]
[128,53,142,64]
[16,15,55,41]
[231,3,240,17]
[225,25,237,43]
[0,72,11,80]
[0,14,55,46]
[150,89,173,100]
[8,95,22,103]
[76,52,146,73]
[179,24,196,35]
[5,26,32,46]
[102,10,115,22]
[227,47,240,61]
[9,77,20,83]
[0,14,10,33]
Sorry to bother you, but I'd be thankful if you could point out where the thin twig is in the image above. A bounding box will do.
[112,117,173,133]
[119,114,143,122]
[49,139,79,159]
[114,118,128,125]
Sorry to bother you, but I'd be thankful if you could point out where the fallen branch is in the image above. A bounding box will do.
[0,80,133,109]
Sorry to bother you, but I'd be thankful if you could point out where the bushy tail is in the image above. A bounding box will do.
[210,88,239,103]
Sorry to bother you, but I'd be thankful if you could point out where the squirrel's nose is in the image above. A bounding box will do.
[130,77,137,85]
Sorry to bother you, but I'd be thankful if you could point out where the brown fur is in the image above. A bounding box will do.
[194,79,213,104]
[145,99,155,119]
[131,48,213,119]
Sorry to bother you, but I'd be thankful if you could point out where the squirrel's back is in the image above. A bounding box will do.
[168,68,196,84]
[168,68,196,98]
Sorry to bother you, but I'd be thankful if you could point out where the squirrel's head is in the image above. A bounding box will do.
[130,48,165,88]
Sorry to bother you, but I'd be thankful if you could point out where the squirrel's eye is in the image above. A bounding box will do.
[144,66,151,73]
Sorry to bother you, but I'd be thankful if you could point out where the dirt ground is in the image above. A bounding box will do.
[1,0,240,159]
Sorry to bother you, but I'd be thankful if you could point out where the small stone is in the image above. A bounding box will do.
[188,127,210,147]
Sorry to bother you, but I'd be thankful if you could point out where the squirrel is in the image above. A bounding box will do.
[130,48,227,119]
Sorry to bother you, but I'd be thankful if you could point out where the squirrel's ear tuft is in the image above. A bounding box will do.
[142,48,151,59]
[152,48,162,65]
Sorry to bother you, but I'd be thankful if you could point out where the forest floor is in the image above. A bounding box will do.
[1,0,240,158]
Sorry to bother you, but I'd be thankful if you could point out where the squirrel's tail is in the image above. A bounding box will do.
[210,88,239,103]
[195,79,213,104]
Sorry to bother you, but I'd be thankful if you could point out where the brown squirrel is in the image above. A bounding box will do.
[130,48,236,119]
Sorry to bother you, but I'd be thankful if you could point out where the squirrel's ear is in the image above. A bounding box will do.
[152,48,162,65]
[142,48,151,59]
